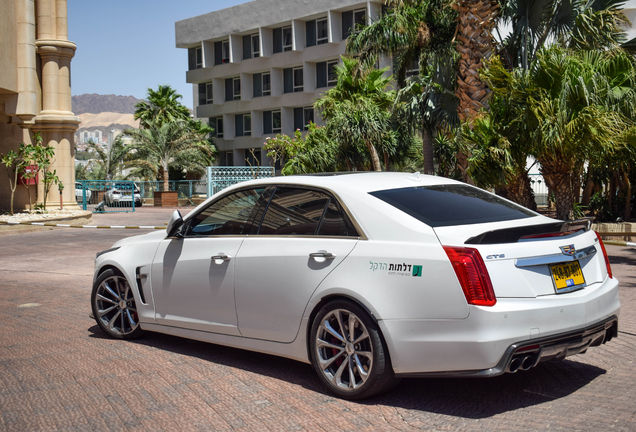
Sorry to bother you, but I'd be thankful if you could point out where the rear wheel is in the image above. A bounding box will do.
[91,269,144,339]
[309,299,398,399]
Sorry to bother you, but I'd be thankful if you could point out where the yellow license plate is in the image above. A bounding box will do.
[551,261,585,291]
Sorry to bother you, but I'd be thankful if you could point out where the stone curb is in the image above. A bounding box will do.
[0,211,94,236]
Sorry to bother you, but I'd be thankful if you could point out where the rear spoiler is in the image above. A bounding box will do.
[465,217,594,245]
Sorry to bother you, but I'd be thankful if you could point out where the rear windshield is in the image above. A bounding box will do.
[369,184,537,227]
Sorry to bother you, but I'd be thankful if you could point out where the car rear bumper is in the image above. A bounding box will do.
[380,276,620,375]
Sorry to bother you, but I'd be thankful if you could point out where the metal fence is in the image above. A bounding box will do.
[75,180,138,213]
[77,167,276,212]
[529,174,548,207]
[206,166,276,196]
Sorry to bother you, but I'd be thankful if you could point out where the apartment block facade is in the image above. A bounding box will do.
[175,0,386,168]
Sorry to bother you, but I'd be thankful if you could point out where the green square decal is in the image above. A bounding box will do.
[412,265,422,277]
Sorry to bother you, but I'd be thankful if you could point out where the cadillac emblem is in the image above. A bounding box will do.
[560,245,576,256]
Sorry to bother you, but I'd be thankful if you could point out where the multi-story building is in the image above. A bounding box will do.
[80,129,103,144]
[175,0,386,168]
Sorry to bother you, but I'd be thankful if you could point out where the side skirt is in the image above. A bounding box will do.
[140,320,311,364]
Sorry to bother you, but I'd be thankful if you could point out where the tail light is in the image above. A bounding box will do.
[595,232,613,279]
[443,246,497,306]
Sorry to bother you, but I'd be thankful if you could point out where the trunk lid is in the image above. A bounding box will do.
[434,217,607,298]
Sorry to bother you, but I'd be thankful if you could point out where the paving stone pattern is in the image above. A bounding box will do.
[0,209,635,431]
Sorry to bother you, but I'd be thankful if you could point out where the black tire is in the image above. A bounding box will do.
[309,299,398,400]
[91,269,144,340]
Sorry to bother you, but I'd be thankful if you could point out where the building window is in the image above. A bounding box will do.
[198,82,213,105]
[317,60,338,88]
[306,17,328,47]
[188,47,202,70]
[209,117,223,138]
[263,109,282,134]
[342,8,366,39]
[294,107,313,131]
[243,33,260,59]
[245,149,261,167]
[235,113,251,137]
[284,66,303,93]
[226,77,240,101]
[253,72,271,98]
[214,40,230,65]
[274,25,293,53]
[283,26,292,51]
[220,150,233,166]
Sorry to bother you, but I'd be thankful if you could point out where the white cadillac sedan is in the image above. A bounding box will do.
[91,172,619,399]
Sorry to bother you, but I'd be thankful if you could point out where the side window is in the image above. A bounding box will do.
[185,188,265,236]
[259,188,330,235]
[318,201,357,237]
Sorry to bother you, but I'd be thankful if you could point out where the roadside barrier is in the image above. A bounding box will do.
[0,220,165,230]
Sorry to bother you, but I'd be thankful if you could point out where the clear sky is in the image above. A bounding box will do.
[67,0,249,110]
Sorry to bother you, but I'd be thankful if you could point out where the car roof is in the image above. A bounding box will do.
[231,172,458,194]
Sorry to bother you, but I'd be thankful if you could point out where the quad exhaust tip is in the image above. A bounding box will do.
[508,354,536,373]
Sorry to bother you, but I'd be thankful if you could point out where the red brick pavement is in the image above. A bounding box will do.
[0,217,635,431]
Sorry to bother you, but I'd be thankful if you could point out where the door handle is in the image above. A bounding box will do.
[309,251,335,260]
[211,253,231,261]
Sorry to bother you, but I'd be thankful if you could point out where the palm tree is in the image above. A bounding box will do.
[124,118,213,191]
[134,85,192,128]
[501,46,634,219]
[315,58,397,171]
[346,0,457,88]
[499,0,629,70]
[86,137,133,180]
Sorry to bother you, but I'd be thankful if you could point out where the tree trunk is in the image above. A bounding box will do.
[422,129,435,175]
[453,0,498,184]
[366,141,382,172]
[581,166,594,206]
[163,166,169,192]
[622,168,631,220]
[453,0,499,122]
[543,169,572,220]
[496,171,537,211]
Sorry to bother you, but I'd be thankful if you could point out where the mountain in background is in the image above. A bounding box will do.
[72,94,142,139]
[72,94,141,115]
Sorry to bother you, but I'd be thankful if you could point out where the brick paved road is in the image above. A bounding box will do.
[0,212,634,431]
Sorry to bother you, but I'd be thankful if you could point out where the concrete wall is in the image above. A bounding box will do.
[176,0,368,47]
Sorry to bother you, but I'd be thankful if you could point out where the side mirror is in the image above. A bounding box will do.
[166,210,184,237]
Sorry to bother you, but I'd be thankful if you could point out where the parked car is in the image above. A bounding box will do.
[75,183,92,203]
[91,172,619,399]
[104,183,141,207]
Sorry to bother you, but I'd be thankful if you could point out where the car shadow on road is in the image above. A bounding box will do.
[93,326,607,419]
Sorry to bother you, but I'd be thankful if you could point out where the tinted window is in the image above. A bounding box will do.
[186,188,265,236]
[370,184,537,227]
[318,201,357,236]
[259,188,330,235]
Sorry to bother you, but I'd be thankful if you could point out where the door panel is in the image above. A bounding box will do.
[151,237,244,335]
[234,237,358,342]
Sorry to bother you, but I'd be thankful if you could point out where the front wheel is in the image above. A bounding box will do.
[309,300,398,400]
[91,269,144,339]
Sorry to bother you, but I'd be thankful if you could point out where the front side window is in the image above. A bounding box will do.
[185,188,265,236]
[370,184,537,228]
